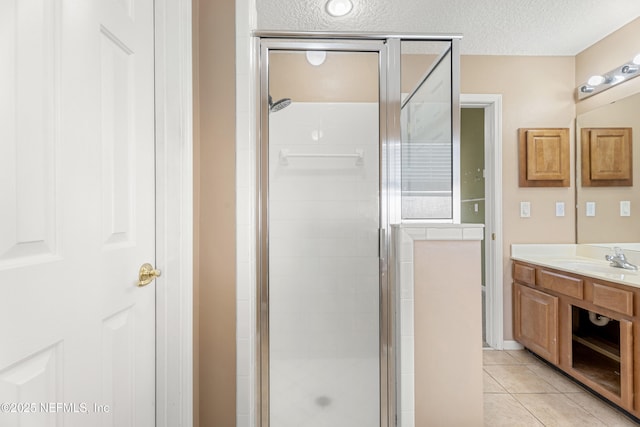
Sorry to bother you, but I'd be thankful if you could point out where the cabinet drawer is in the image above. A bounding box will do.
[592,283,633,316]
[538,269,583,299]
[514,263,535,285]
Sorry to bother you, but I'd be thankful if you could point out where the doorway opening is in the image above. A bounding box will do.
[461,95,504,350]
[460,107,487,345]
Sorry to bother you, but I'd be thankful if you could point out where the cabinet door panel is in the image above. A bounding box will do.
[514,283,559,364]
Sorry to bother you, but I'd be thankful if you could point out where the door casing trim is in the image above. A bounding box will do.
[155,0,194,425]
[461,94,504,350]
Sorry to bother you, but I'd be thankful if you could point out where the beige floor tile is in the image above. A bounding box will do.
[483,351,640,426]
[565,392,640,426]
[484,364,559,394]
[484,393,543,426]
[525,363,584,393]
[506,350,544,365]
[514,393,607,426]
[483,349,520,365]
[484,370,507,393]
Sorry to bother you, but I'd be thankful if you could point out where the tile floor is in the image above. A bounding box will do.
[483,349,640,426]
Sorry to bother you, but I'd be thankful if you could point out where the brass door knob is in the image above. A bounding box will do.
[138,263,161,287]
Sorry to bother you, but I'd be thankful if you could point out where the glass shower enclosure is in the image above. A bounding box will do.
[257,34,460,427]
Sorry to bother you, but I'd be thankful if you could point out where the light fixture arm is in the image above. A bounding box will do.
[577,53,640,100]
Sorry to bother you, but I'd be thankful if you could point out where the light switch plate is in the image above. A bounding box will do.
[555,202,565,217]
[621,200,631,216]
[520,201,531,218]
[586,202,596,217]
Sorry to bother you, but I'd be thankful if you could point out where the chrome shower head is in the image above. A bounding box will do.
[269,95,292,112]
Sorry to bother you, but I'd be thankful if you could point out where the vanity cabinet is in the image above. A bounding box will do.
[512,261,638,416]
[514,283,559,364]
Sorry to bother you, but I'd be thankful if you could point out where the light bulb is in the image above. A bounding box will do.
[326,0,353,17]
[306,51,326,66]
[633,53,640,65]
[587,75,605,86]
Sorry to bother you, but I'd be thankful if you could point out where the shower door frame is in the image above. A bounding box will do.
[256,35,393,427]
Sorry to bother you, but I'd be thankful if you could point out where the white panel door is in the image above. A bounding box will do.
[0,0,156,426]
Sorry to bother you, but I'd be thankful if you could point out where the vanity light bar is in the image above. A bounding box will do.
[577,53,640,100]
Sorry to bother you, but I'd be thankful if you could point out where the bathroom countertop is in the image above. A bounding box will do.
[511,243,640,289]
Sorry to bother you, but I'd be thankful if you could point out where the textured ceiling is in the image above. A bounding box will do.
[257,0,640,55]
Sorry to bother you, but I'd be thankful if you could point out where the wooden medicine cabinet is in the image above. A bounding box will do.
[518,128,570,187]
[581,127,633,187]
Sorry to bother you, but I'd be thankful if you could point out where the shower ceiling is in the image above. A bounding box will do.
[256,0,640,56]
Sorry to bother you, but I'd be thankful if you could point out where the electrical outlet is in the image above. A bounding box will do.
[555,202,565,217]
[520,201,531,218]
[586,202,596,217]
[621,200,631,216]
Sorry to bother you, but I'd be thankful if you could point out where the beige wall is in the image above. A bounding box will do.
[461,55,577,339]
[401,54,439,92]
[194,0,237,425]
[268,51,442,101]
[269,51,379,102]
[414,240,483,426]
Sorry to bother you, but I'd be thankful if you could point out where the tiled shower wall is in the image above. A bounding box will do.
[268,102,380,426]
[268,102,380,358]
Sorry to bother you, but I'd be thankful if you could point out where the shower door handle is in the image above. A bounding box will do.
[379,228,387,275]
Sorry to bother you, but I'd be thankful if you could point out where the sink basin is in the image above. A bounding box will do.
[553,259,637,276]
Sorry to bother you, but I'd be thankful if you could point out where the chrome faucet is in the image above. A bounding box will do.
[605,247,638,271]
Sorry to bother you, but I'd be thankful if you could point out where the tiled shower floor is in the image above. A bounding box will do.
[269,357,379,427]
[484,349,639,426]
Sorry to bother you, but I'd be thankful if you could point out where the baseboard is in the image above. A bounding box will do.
[502,340,524,350]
